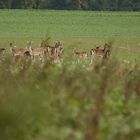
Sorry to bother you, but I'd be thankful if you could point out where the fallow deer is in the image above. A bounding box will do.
[54,41,63,57]
[91,43,111,60]
[10,43,29,57]
[40,38,54,57]
[28,41,45,58]
[73,48,88,60]
[40,37,64,58]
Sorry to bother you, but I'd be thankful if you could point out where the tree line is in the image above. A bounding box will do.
[0,0,140,11]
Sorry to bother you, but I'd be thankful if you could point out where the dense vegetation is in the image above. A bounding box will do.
[0,0,140,11]
[0,54,140,140]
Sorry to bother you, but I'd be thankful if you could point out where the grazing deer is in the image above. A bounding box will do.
[0,48,6,56]
[10,43,29,57]
[73,48,88,60]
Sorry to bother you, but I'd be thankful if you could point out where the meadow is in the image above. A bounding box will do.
[0,10,140,60]
[0,10,140,140]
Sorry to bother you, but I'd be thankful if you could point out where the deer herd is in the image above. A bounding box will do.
[0,38,112,64]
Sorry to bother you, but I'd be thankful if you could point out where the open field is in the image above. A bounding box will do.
[0,10,140,140]
[0,10,140,60]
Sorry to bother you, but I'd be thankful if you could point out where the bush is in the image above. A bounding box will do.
[0,56,140,140]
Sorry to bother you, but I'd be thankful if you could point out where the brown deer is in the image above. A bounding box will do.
[28,41,45,58]
[53,41,63,58]
[73,48,88,60]
[10,43,29,57]
[41,40,63,59]
[91,43,111,60]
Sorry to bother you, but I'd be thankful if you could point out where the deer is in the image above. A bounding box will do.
[53,41,63,58]
[91,43,111,60]
[28,41,45,59]
[73,48,88,60]
[10,42,30,57]
[40,39,63,59]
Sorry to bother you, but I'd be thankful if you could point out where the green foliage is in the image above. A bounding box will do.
[0,56,140,140]
[0,0,140,10]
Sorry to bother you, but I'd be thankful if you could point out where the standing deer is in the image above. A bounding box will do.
[54,41,63,58]
[41,40,63,59]
[28,41,45,59]
[10,43,29,57]
[91,43,111,60]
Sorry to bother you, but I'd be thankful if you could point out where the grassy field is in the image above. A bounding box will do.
[0,10,140,140]
[0,10,140,60]
[0,10,140,37]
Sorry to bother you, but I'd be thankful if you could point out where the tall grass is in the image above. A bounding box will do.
[0,55,140,140]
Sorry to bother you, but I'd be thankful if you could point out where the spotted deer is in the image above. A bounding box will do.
[73,48,88,60]
[10,43,29,57]
[41,40,63,59]
[53,41,63,58]
[28,41,45,58]
[91,43,111,60]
